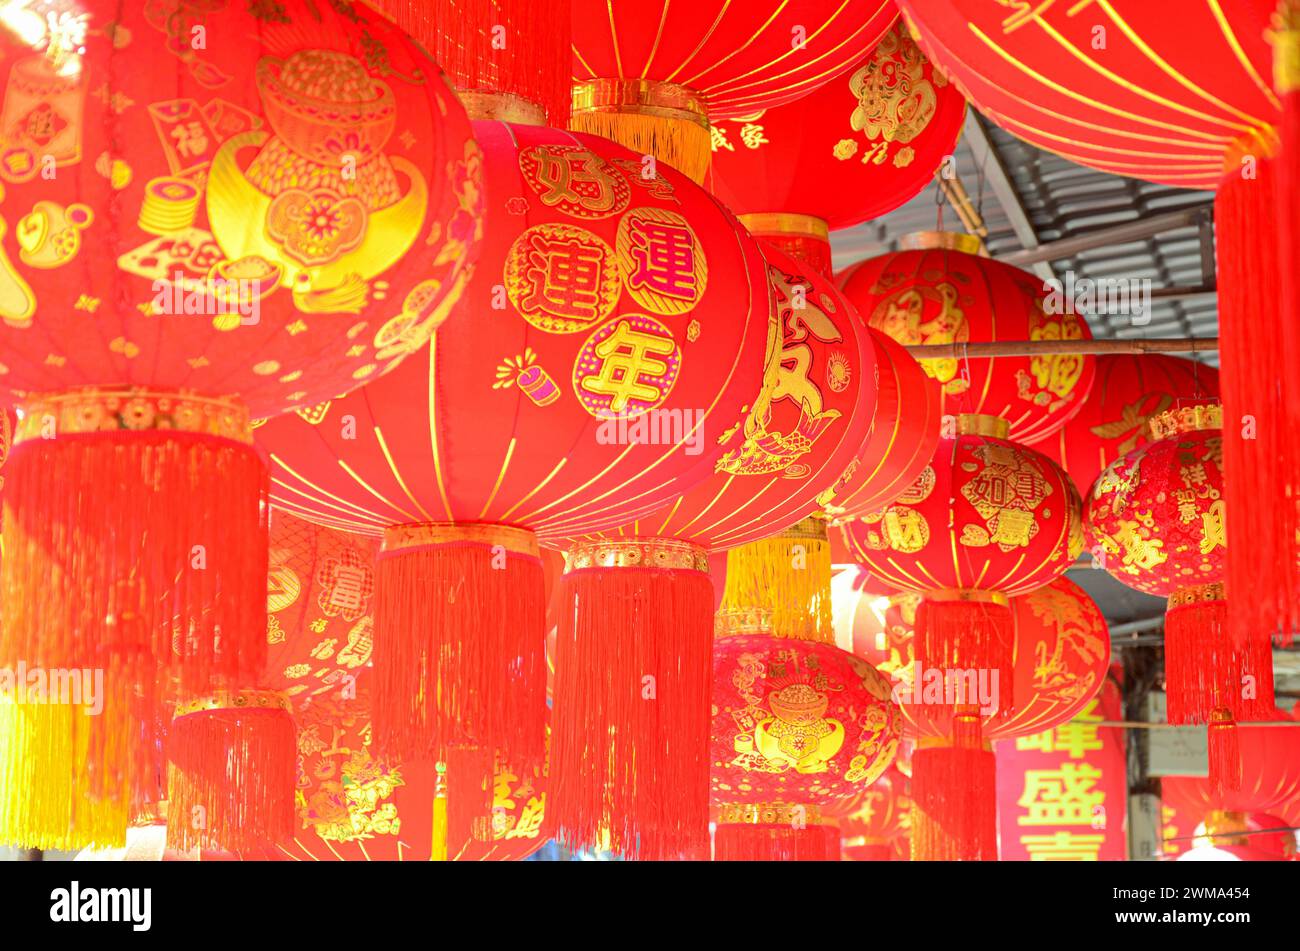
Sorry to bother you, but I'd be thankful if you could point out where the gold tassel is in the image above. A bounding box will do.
[716,518,834,642]
[570,79,711,184]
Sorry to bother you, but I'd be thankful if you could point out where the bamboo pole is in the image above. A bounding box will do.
[905,337,1218,358]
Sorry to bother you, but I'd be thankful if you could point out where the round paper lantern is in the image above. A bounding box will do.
[710,633,901,860]
[1181,811,1299,861]
[894,0,1300,672]
[707,22,967,274]
[1041,355,1220,496]
[0,0,479,850]
[1163,716,1300,821]
[1085,404,1274,781]
[570,0,899,181]
[837,233,1095,445]
[256,118,771,797]
[835,765,911,860]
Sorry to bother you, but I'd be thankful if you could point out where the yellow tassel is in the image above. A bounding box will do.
[717,519,834,642]
[568,108,711,184]
[0,700,130,851]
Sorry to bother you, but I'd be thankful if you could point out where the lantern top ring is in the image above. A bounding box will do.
[954,414,1011,439]
[173,689,291,718]
[1168,582,1226,606]
[382,522,541,558]
[13,387,253,445]
[572,78,710,129]
[459,90,547,126]
[1148,403,1222,439]
[738,212,830,242]
[922,587,1010,608]
[897,230,983,255]
[716,802,824,826]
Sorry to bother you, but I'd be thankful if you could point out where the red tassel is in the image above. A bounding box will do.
[166,692,296,852]
[1164,587,1275,723]
[915,595,1015,717]
[1218,152,1299,653]
[0,429,268,808]
[1208,709,1242,795]
[368,0,572,125]
[910,714,997,861]
[444,744,498,857]
[551,544,712,860]
[714,820,833,861]
[371,525,547,773]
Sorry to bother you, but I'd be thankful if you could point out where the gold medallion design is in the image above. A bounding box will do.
[960,443,1054,551]
[504,222,620,333]
[616,207,707,316]
[846,24,944,164]
[572,314,681,417]
[518,144,631,219]
[868,278,969,393]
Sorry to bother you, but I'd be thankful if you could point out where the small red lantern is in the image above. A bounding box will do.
[1040,355,1220,495]
[710,633,901,860]
[570,0,899,182]
[1086,404,1274,790]
[0,0,479,849]
[707,22,966,274]
[837,233,1095,445]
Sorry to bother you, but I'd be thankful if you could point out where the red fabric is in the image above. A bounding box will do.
[827,765,910,849]
[371,0,573,126]
[257,121,770,538]
[827,329,941,522]
[0,0,478,417]
[564,241,876,550]
[895,0,1277,190]
[571,0,898,117]
[841,431,1083,597]
[1039,355,1220,497]
[707,22,966,230]
[713,822,834,861]
[1162,714,1300,817]
[710,634,902,809]
[838,245,1095,445]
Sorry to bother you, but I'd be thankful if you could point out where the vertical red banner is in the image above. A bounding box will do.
[995,678,1128,860]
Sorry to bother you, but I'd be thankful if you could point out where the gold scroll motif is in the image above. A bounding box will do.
[867,276,969,393]
[844,23,946,168]
[959,442,1055,551]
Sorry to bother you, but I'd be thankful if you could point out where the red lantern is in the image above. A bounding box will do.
[830,566,917,680]
[1040,355,1220,496]
[710,633,901,860]
[371,0,572,126]
[1086,403,1274,788]
[0,0,479,849]
[707,22,967,274]
[1163,715,1300,822]
[838,233,1095,445]
[257,118,771,858]
[834,765,911,860]
[895,0,1300,665]
[569,0,899,182]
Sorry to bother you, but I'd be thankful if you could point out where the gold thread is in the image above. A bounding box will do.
[382,522,540,558]
[565,537,708,572]
[14,387,253,445]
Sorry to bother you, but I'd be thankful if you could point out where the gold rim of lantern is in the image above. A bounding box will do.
[13,387,253,445]
[458,90,547,125]
[923,587,1010,608]
[382,522,541,558]
[1168,582,1226,607]
[1148,403,1222,439]
[897,230,983,255]
[955,413,1011,439]
[572,78,710,129]
[565,537,709,572]
[717,802,824,827]
[173,689,292,718]
[738,212,830,243]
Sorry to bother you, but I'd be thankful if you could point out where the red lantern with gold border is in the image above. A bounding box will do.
[710,633,901,861]
[894,0,1300,671]
[0,0,479,851]
[837,233,1095,446]
[1085,403,1274,791]
[706,22,967,275]
[551,240,868,858]
[1040,355,1220,497]
[257,117,771,859]
[569,0,899,182]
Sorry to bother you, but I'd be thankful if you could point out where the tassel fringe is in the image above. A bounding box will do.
[716,527,833,642]
[714,821,833,861]
[910,716,997,861]
[567,109,711,184]
[915,597,1015,717]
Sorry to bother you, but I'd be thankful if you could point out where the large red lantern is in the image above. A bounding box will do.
[707,22,967,275]
[894,0,1300,668]
[1040,355,1220,496]
[569,0,899,182]
[0,0,479,850]
[257,117,772,857]
[1086,404,1274,789]
[838,233,1095,446]
[710,633,901,860]
[552,239,866,858]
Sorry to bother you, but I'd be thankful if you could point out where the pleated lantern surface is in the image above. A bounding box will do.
[895,0,1296,680]
[706,21,967,276]
[1039,355,1220,498]
[0,0,479,851]
[255,119,773,836]
[569,0,899,182]
[710,634,901,861]
[902,577,1109,860]
[1085,403,1274,791]
[837,233,1095,446]
[551,240,872,860]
